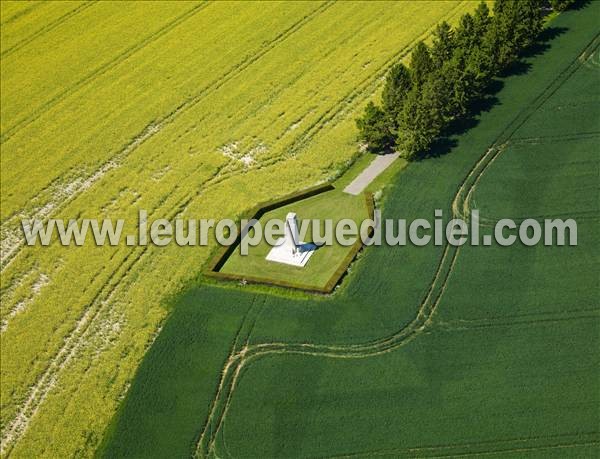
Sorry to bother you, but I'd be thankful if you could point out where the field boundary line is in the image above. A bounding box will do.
[0,0,334,275]
[195,25,600,458]
[0,152,242,455]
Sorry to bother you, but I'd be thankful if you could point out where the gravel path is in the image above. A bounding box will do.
[343,153,399,195]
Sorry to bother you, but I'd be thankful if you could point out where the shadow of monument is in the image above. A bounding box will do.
[297,242,321,253]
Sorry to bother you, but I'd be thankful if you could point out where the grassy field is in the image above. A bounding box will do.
[100,3,599,458]
[0,1,480,457]
[220,188,370,289]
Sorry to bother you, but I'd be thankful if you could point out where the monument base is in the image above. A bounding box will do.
[265,238,315,267]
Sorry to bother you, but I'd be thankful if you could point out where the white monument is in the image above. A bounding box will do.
[265,212,315,267]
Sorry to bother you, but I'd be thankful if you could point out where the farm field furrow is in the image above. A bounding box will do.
[0,1,479,457]
[99,3,600,457]
[0,1,82,54]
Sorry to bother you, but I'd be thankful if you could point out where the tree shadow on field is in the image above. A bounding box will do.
[416,86,502,160]
[419,137,459,160]
[571,0,591,11]
[499,27,568,78]
[415,24,568,162]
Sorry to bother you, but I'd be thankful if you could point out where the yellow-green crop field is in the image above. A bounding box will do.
[0,1,479,456]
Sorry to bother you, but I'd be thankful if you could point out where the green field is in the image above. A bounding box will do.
[220,188,370,290]
[0,1,482,457]
[100,4,600,458]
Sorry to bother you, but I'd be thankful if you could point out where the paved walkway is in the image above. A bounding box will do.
[343,153,400,195]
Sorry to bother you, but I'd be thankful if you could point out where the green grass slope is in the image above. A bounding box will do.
[100,3,599,457]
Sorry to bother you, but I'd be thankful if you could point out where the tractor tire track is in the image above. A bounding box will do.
[0,1,211,144]
[0,1,97,60]
[0,1,461,455]
[0,1,333,273]
[1,91,276,449]
[173,1,471,233]
[0,2,500,455]
[279,1,470,162]
[455,32,600,223]
[202,0,471,201]
[0,2,45,28]
[195,29,600,458]
[1,0,456,272]
[0,154,240,455]
[322,431,599,458]
[0,246,140,456]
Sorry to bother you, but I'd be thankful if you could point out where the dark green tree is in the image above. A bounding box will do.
[355,0,546,161]
[431,21,456,69]
[472,1,491,38]
[453,10,487,99]
[514,0,544,48]
[382,62,413,131]
[356,102,393,153]
[410,41,434,88]
[454,13,477,54]
[396,82,444,160]
[489,0,543,70]
[441,59,472,119]
[550,0,575,11]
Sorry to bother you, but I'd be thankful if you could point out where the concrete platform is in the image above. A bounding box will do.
[266,238,315,267]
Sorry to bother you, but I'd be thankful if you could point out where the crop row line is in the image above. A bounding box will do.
[0,7,339,418]
[0,2,45,28]
[322,435,599,458]
[0,0,333,274]
[443,307,599,325]
[0,1,98,60]
[425,440,600,458]
[438,313,599,332]
[0,149,244,455]
[473,209,599,228]
[510,130,600,144]
[0,1,210,143]
[195,26,599,458]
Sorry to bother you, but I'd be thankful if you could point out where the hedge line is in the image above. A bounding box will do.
[204,185,375,295]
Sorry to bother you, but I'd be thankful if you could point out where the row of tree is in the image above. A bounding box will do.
[356,0,570,159]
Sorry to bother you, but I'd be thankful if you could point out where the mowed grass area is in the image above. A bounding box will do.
[0,1,479,457]
[101,4,599,458]
[220,189,370,289]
